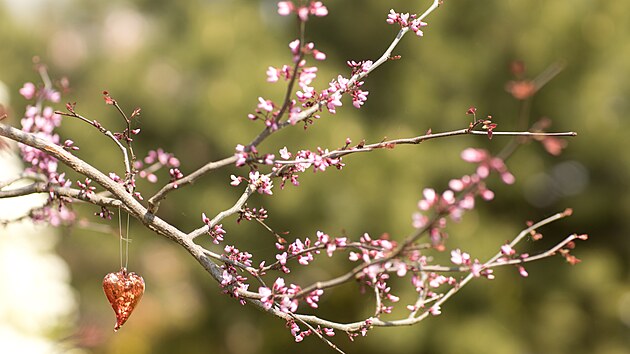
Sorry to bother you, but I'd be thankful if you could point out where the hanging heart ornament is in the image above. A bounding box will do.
[102,268,145,331]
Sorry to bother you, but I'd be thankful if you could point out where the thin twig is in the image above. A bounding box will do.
[272,128,577,167]
[0,182,126,210]
[56,111,132,177]
[188,184,256,240]
[0,171,47,189]
[147,156,236,213]
[292,314,346,354]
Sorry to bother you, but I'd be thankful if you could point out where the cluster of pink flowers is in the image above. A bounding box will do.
[250,1,373,130]
[19,83,62,176]
[76,178,96,197]
[258,277,299,312]
[460,148,515,184]
[271,146,345,189]
[267,230,347,275]
[348,233,396,266]
[236,206,268,224]
[135,148,182,183]
[314,230,348,257]
[249,171,274,195]
[17,79,78,226]
[451,249,494,278]
[168,167,183,186]
[386,9,428,37]
[232,144,346,198]
[277,1,328,21]
[258,277,324,313]
[274,237,310,273]
[412,147,515,249]
[345,233,408,314]
[220,245,254,303]
[108,172,143,200]
[202,213,227,244]
[499,243,536,277]
[406,271,455,316]
[286,319,334,343]
[257,37,326,127]
[258,277,328,341]
[318,74,370,114]
[234,144,254,167]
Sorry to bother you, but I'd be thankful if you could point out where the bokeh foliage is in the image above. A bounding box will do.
[1,0,629,353]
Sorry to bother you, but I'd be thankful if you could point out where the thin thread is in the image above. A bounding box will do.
[125,212,130,269]
[118,207,123,269]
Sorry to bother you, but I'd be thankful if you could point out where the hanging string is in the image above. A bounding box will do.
[118,208,131,270]
[125,212,130,269]
[118,207,123,270]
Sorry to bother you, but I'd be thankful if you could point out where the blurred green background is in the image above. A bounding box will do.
[1,0,629,353]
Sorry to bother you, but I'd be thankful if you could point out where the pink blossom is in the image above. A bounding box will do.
[461,148,487,163]
[47,90,61,102]
[325,92,343,113]
[352,89,369,108]
[298,66,318,88]
[306,289,323,308]
[235,144,248,167]
[501,171,516,185]
[312,49,326,60]
[208,224,226,244]
[541,136,568,155]
[259,286,274,309]
[418,188,437,210]
[392,261,407,277]
[410,19,428,36]
[249,171,274,195]
[459,194,475,210]
[309,2,328,17]
[257,97,274,112]
[19,82,36,99]
[481,189,495,201]
[279,295,298,313]
[297,7,309,21]
[266,66,280,82]
[277,1,294,16]
[230,175,242,186]
[289,39,300,55]
[279,147,291,159]
[429,274,447,288]
[386,10,428,38]
[450,249,471,265]
[276,252,288,265]
[470,261,483,277]
[296,86,315,101]
[441,190,456,205]
[412,212,428,228]
[264,154,275,165]
[449,178,465,191]
[429,305,441,316]
[386,9,399,24]
[169,168,183,182]
[501,244,516,256]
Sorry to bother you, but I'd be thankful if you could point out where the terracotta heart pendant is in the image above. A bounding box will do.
[102,268,145,332]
